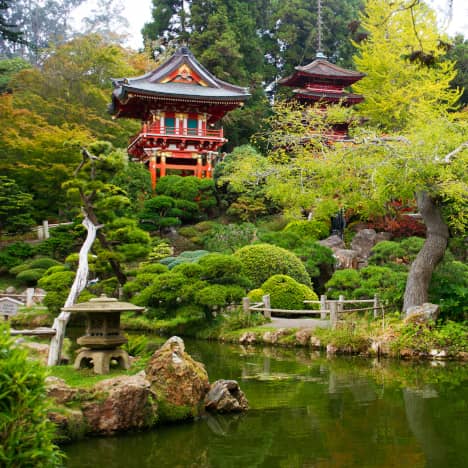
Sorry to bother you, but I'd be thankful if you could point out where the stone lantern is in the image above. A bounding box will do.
[62,295,144,374]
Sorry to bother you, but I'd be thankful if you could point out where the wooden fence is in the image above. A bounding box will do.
[242,294,384,330]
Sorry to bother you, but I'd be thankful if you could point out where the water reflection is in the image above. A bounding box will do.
[65,340,468,468]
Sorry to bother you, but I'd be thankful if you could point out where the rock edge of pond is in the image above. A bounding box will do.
[46,336,248,443]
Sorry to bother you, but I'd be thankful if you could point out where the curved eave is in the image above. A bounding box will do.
[293,89,364,104]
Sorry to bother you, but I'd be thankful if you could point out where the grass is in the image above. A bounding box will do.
[49,354,151,388]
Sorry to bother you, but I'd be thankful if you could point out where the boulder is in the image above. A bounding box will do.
[145,336,209,412]
[20,341,50,365]
[46,376,81,404]
[239,331,257,345]
[81,372,155,435]
[334,249,359,269]
[204,380,248,413]
[5,286,16,294]
[295,329,312,346]
[351,229,377,259]
[262,328,288,344]
[405,303,440,323]
[310,335,321,348]
[319,235,345,252]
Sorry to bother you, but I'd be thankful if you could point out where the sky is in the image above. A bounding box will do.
[73,0,468,51]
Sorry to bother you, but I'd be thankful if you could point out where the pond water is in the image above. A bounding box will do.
[64,340,468,468]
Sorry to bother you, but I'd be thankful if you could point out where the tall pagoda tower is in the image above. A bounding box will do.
[110,46,250,188]
[278,0,364,141]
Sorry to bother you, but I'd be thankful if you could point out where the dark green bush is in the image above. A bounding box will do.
[326,266,407,310]
[195,284,245,309]
[0,324,63,467]
[258,274,318,310]
[369,237,424,270]
[235,243,311,288]
[0,242,34,272]
[198,253,250,287]
[34,224,80,260]
[16,268,46,286]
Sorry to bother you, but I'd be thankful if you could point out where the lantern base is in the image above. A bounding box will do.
[74,347,131,375]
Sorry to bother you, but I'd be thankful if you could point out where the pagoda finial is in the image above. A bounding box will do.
[316,0,327,59]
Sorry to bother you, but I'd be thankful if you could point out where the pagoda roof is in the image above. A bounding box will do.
[110,46,250,118]
[293,88,364,104]
[279,58,365,87]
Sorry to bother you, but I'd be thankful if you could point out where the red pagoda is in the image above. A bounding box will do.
[110,46,250,188]
[278,55,365,141]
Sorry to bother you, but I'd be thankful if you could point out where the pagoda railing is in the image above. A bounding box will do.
[140,125,223,138]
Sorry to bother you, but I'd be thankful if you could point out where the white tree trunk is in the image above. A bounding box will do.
[47,216,98,366]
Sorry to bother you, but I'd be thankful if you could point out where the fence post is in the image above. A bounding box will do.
[338,294,345,316]
[242,297,250,314]
[320,294,327,320]
[26,288,34,308]
[42,220,49,240]
[330,301,338,330]
[262,294,271,319]
[373,294,379,318]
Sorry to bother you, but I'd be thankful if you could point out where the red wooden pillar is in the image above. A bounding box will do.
[161,155,167,177]
[196,157,202,178]
[149,155,157,191]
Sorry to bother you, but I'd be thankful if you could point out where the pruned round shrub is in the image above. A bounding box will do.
[197,253,250,286]
[171,263,204,278]
[16,268,46,285]
[260,274,318,310]
[247,288,265,303]
[138,263,168,275]
[38,271,75,291]
[235,243,311,288]
[0,242,34,272]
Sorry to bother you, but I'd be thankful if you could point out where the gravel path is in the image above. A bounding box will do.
[261,317,330,329]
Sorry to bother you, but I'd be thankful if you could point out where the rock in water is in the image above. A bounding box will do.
[145,336,210,417]
[205,380,248,413]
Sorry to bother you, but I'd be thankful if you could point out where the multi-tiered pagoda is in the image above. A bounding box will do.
[278,56,365,141]
[110,46,250,188]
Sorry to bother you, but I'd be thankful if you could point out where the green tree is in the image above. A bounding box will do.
[262,0,468,313]
[445,34,468,106]
[0,176,35,233]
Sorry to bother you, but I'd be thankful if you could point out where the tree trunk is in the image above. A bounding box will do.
[403,192,449,314]
[47,216,98,366]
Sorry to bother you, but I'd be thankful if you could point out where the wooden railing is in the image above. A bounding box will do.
[243,294,384,330]
[140,126,224,138]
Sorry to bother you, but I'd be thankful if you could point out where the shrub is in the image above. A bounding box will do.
[203,222,256,253]
[34,225,80,260]
[198,253,250,287]
[159,250,209,269]
[247,288,264,303]
[194,284,245,309]
[326,266,407,310]
[16,268,46,286]
[0,242,34,272]
[171,263,204,278]
[283,219,330,240]
[369,237,424,269]
[235,243,311,288]
[0,324,63,467]
[260,274,318,310]
[430,258,468,321]
[138,263,168,275]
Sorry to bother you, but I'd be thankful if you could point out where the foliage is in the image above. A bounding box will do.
[197,253,250,287]
[138,195,183,232]
[445,34,468,106]
[251,274,318,310]
[368,237,425,270]
[326,266,407,310]
[0,176,35,234]
[159,250,209,270]
[283,219,330,240]
[10,257,61,275]
[353,0,461,131]
[0,57,30,93]
[34,224,82,261]
[15,268,46,286]
[38,270,75,314]
[430,256,468,321]
[235,243,311,288]
[106,218,151,262]
[122,335,150,358]
[0,323,63,467]
[0,242,34,272]
[202,222,256,253]
[393,320,468,355]
[194,284,245,309]
[156,175,217,214]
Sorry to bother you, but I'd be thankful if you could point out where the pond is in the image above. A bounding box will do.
[64,339,468,467]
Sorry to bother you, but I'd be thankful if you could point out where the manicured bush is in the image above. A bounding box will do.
[159,250,209,269]
[235,243,311,288]
[194,284,245,309]
[326,266,407,310]
[369,237,424,269]
[34,224,80,260]
[138,263,169,275]
[247,288,264,303]
[260,274,318,310]
[0,324,63,467]
[171,262,204,278]
[198,253,250,287]
[16,268,46,286]
[10,257,59,275]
